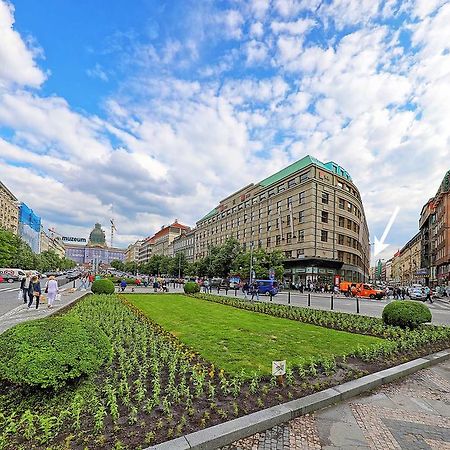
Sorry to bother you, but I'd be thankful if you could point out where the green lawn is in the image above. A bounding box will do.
[127,294,384,375]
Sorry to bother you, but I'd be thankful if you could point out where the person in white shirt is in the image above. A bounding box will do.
[45,276,59,308]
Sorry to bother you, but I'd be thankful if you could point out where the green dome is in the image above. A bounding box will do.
[88,223,106,247]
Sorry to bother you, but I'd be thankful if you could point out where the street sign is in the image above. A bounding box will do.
[272,360,286,376]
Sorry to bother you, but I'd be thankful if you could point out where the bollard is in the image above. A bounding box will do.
[269,292,273,302]
[234,288,237,297]
[356,295,360,314]
[308,293,311,307]
[225,287,229,295]
[73,279,76,288]
[331,294,334,310]
[288,290,291,304]
[217,286,220,294]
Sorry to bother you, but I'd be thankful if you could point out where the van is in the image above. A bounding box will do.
[339,281,384,299]
[0,268,26,283]
[255,279,279,296]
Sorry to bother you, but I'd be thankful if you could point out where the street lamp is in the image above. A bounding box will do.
[249,241,254,284]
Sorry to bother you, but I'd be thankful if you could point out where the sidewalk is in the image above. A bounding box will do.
[0,281,88,335]
[222,359,450,450]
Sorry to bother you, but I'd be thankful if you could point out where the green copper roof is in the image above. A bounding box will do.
[199,207,217,222]
[258,155,352,187]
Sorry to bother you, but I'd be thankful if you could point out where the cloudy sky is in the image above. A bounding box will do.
[0,0,449,261]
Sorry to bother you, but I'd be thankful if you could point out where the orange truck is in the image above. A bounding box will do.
[339,282,385,299]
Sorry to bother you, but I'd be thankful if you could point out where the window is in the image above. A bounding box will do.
[288,178,297,188]
[321,211,329,223]
[337,181,344,189]
[347,219,352,230]
[337,251,344,261]
[268,189,275,197]
[267,205,272,215]
[267,237,271,247]
[297,249,304,257]
[259,193,267,201]
[298,230,305,243]
[276,201,282,211]
[347,236,352,246]
[244,214,248,223]
[300,172,308,182]
[258,224,262,234]
[321,230,328,242]
[322,192,329,204]
[353,222,357,233]
[338,234,344,245]
[347,202,353,212]
[339,216,345,227]
[252,197,258,205]
[286,215,291,226]
[275,218,280,229]
[287,196,293,207]
[278,184,285,193]
[276,235,281,245]
[259,209,262,218]
[267,221,271,231]
[285,250,292,258]
[339,198,345,209]
[299,211,305,223]
[299,191,305,204]
[286,232,292,244]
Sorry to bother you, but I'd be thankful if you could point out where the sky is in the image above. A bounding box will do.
[0,0,449,262]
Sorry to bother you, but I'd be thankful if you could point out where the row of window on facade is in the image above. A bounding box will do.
[200,174,361,227]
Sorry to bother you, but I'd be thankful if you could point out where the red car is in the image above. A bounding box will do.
[0,276,4,283]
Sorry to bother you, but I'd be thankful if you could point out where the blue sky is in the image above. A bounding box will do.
[0,0,449,261]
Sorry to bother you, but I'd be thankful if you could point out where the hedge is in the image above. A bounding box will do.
[382,300,432,329]
[91,278,115,294]
[184,281,200,294]
[0,317,111,389]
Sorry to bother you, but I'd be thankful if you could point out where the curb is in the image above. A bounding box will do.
[147,348,450,450]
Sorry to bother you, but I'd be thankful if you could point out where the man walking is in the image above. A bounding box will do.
[20,272,32,304]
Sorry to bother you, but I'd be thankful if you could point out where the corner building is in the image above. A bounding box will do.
[195,155,370,285]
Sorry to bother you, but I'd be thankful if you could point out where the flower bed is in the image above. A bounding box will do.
[0,293,448,450]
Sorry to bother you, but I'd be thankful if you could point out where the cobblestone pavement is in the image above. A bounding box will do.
[222,359,450,450]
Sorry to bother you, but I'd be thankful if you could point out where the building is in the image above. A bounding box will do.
[138,236,155,264]
[195,155,370,285]
[419,198,436,285]
[384,258,393,284]
[152,220,190,257]
[390,232,422,285]
[40,230,66,257]
[432,170,450,285]
[65,223,125,265]
[125,240,142,263]
[173,229,196,262]
[18,203,41,253]
[0,181,19,234]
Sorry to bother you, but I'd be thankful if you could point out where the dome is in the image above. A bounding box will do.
[88,223,106,247]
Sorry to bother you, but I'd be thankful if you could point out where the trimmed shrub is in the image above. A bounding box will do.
[382,300,432,329]
[184,281,200,294]
[0,317,111,389]
[91,278,115,294]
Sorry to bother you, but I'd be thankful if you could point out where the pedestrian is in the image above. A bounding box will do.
[20,271,32,304]
[425,286,432,303]
[120,279,127,292]
[45,275,59,309]
[153,280,159,292]
[203,279,209,293]
[88,273,94,288]
[251,282,259,301]
[28,275,41,309]
[242,281,249,299]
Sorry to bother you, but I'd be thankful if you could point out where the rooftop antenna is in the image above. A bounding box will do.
[110,219,117,248]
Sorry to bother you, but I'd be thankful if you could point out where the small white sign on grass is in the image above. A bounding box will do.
[272,360,286,376]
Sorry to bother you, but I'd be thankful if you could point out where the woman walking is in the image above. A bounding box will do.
[45,275,59,308]
[28,275,41,309]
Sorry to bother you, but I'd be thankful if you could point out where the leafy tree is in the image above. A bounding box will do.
[110,260,125,271]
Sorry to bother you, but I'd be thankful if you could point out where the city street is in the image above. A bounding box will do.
[0,276,73,316]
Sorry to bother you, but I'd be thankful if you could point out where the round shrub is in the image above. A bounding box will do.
[91,278,115,294]
[184,281,200,294]
[0,317,111,389]
[382,300,432,329]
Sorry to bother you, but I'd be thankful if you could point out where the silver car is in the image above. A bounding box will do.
[409,287,426,301]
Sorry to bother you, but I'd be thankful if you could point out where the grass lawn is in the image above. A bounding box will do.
[127,294,384,375]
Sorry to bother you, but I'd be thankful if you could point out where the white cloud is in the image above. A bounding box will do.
[244,39,269,65]
[86,63,109,81]
[271,18,316,35]
[0,1,46,87]
[249,21,264,38]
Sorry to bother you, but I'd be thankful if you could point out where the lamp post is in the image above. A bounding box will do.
[178,254,181,279]
[249,241,254,284]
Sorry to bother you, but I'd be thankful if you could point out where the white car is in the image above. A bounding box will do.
[409,287,426,301]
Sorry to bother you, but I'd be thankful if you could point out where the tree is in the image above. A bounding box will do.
[110,260,125,271]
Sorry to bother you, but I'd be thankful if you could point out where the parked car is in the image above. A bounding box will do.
[0,268,26,283]
[409,287,426,301]
[0,276,3,283]
[255,279,279,296]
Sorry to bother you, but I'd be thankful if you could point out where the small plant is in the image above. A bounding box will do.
[91,279,115,294]
[183,281,200,294]
[382,301,432,329]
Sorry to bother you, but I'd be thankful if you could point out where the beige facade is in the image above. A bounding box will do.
[0,181,19,234]
[125,240,142,263]
[40,231,66,257]
[152,220,190,257]
[138,236,154,264]
[390,232,422,285]
[173,229,195,262]
[195,155,370,284]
